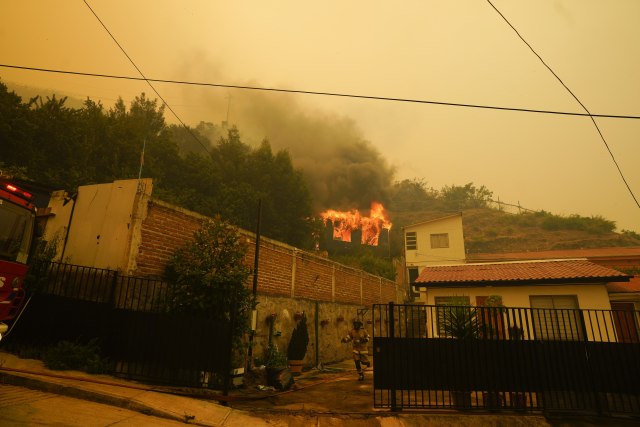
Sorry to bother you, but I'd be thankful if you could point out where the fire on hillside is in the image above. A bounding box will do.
[320,202,392,246]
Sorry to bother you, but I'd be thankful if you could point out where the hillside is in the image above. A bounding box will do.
[462,208,640,253]
[388,208,640,256]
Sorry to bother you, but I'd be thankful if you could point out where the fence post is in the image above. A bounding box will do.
[108,271,118,308]
[222,296,237,398]
[579,309,602,415]
[315,301,320,368]
[388,301,398,411]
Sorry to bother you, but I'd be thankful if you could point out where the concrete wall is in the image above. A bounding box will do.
[45,179,152,271]
[42,190,75,260]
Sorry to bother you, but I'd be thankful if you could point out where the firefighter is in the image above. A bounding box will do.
[341,319,371,380]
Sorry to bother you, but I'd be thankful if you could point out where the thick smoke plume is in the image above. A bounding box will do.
[234,90,395,211]
[181,63,395,211]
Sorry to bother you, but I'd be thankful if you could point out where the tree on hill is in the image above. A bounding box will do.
[0,82,315,249]
[440,183,493,210]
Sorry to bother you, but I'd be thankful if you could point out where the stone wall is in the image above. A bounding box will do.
[253,295,372,367]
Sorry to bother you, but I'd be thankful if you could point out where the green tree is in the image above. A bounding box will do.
[201,128,314,248]
[440,183,493,210]
[389,179,438,211]
[247,140,313,247]
[28,95,87,188]
[164,216,254,348]
[0,82,33,171]
[102,93,166,181]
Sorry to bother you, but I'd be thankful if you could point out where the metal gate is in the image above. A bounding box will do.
[8,262,235,391]
[372,302,640,415]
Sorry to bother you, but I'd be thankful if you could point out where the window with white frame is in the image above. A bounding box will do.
[405,231,417,250]
[430,233,449,249]
[530,295,584,341]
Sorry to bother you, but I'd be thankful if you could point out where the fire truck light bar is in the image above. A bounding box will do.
[3,183,33,200]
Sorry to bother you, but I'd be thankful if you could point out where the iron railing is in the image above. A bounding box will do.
[372,303,640,415]
[10,262,235,391]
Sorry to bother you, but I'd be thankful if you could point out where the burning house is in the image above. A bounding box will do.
[320,202,392,255]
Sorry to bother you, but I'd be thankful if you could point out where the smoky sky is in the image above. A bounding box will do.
[186,74,395,212]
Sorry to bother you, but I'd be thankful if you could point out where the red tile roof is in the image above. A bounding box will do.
[467,247,640,262]
[415,259,631,287]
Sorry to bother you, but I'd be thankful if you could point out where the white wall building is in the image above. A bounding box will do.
[403,212,466,302]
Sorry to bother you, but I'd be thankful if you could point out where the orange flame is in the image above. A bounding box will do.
[320,202,392,246]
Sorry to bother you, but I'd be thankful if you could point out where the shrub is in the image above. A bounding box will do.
[541,214,615,234]
[621,229,640,240]
[43,339,110,374]
[439,302,480,340]
[256,344,288,368]
[165,216,255,357]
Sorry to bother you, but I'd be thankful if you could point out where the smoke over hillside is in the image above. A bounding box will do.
[184,74,395,211]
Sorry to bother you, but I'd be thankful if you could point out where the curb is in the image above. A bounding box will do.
[0,371,187,424]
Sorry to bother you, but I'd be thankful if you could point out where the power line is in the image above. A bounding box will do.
[82,0,210,157]
[487,0,639,209]
[2,63,640,121]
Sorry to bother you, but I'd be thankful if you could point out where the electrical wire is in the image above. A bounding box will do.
[82,0,210,157]
[2,63,639,121]
[486,0,640,209]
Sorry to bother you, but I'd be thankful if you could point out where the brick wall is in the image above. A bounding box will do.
[135,201,206,278]
[134,199,402,305]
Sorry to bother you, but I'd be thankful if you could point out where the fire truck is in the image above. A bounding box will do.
[0,178,37,341]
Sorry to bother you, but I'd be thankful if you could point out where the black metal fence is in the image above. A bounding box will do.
[372,303,640,416]
[7,262,235,391]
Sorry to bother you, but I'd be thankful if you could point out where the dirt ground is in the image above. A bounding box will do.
[227,360,376,414]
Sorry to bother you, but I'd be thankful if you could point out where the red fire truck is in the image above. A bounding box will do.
[0,178,37,341]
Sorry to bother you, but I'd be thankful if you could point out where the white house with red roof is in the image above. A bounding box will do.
[414,258,630,310]
[467,247,640,311]
[414,258,635,342]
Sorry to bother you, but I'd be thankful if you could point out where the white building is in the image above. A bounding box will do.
[403,212,466,302]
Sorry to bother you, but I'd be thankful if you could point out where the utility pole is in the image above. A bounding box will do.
[246,199,262,369]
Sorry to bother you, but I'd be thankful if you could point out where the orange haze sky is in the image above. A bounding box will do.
[1,1,638,232]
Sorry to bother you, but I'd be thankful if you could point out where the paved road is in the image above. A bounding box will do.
[0,384,188,426]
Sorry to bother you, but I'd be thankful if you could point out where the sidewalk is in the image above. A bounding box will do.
[0,351,582,426]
